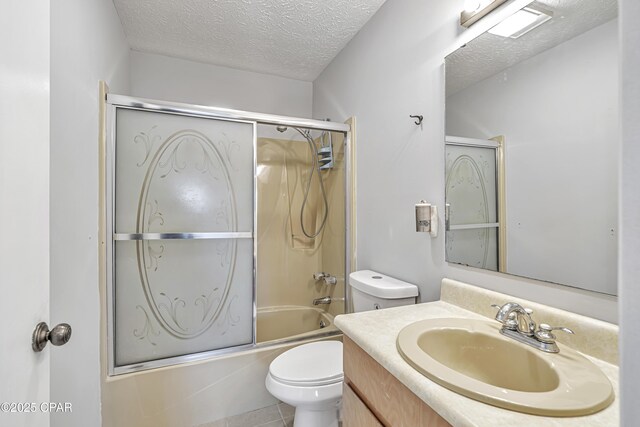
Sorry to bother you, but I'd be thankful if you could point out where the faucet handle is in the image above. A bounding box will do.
[504,312,519,330]
[314,272,337,285]
[313,272,327,280]
[534,323,575,344]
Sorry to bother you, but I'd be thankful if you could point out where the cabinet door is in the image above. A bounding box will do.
[343,383,383,427]
[344,336,452,427]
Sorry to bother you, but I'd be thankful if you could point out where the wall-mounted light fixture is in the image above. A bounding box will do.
[487,5,552,39]
[460,0,508,28]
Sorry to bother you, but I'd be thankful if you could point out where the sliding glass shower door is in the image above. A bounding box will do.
[445,137,502,271]
[108,107,256,373]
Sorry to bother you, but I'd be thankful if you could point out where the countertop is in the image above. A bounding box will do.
[335,284,619,427]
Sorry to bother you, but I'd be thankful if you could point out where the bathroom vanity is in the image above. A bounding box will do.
[336,279,619,427]
[343,335,450,426]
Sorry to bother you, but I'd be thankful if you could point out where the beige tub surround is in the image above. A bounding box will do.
[335,279,619,427]
[256,305,338,343]
[103,335,342,427]
[256,136,345,316]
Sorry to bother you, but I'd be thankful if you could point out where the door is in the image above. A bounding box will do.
[107,104,256,374]
[0,1,51,427]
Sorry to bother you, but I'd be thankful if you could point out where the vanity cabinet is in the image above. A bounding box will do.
[343,382,384,427]
[343,336,451,427]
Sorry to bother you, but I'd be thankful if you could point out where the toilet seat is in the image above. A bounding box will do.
[269,341,343,387]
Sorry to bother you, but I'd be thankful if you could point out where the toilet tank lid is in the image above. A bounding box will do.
[349,270,419,299]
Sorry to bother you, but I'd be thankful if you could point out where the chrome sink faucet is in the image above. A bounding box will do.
[492,302,574,353]
[492,302,536,336]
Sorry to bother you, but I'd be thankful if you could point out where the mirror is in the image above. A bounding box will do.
[445,0,618,295]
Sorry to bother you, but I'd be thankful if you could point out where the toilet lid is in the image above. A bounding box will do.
[269,341,343,386]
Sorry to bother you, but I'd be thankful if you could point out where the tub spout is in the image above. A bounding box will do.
[313,296,332,305]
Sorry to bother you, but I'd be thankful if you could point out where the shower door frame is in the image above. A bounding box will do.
[104,94,352,375]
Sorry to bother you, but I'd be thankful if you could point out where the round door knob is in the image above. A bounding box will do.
[32,322,72,352]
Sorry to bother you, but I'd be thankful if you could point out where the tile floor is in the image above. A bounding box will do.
[196,402,295,427]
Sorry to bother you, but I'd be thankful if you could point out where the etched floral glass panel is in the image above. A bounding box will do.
[446,228,499,270]
[113,108,254,368]
[114,239,254,366]
[445,144,498,270]
[115,109,253,233]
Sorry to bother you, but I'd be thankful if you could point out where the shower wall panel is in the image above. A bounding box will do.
[319,132,346,318]
[256,133,345,316]
[256,137,321,308]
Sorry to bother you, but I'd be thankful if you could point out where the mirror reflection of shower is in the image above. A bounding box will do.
[276,124,334,238]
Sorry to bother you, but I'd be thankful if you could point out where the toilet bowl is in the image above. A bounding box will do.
[266,270,419,426]
[266,341,343,427]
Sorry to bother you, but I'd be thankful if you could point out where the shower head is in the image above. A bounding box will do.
[276,126,288,133]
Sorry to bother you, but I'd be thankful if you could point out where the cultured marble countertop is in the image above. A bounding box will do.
[334,300,619,427]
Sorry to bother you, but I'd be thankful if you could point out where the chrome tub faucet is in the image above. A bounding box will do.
[313,296,332,305]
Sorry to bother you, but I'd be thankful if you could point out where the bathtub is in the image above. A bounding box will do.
[256,305,338,343]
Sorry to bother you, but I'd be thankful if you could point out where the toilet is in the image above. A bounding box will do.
[265,270,419,427]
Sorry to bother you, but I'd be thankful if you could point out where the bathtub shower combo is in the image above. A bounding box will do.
[105,95,350,374]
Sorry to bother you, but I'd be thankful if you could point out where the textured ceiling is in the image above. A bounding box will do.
[113,0,387,81]
[446,0,618,95]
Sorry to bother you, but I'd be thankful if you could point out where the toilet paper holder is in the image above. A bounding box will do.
[415,200,438,237]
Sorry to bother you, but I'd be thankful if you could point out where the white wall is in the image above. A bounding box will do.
[130,51,313,139]
[619,0,640,423]
[446,20,618,295]
[50,1,130,426]
[130,51,313,140]
[313,0,618,323]
[0,2,50,426]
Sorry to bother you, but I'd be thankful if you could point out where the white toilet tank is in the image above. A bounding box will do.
[349,270,419,312]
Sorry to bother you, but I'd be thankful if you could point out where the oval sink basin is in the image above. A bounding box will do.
[397,318,614,416]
